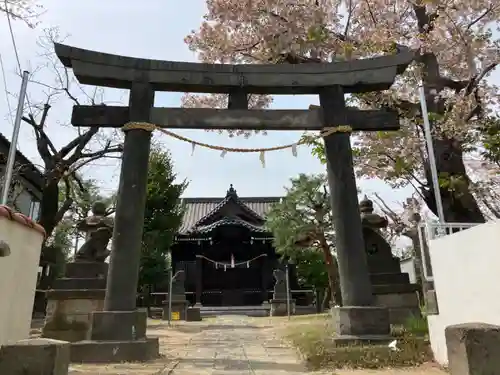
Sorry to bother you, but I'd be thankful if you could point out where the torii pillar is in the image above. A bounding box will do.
[320,86,391,342]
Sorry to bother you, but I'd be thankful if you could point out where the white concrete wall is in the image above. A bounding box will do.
[427,220,500,366]
[0,213,44,345]
[400,258,417,284]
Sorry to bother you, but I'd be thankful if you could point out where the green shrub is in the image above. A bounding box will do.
[304,335,433,370]
[284,314,433,370]
[404,314,429,336]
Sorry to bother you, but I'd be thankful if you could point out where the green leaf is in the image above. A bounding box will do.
[264,173,333,289]
[138,146,188,290]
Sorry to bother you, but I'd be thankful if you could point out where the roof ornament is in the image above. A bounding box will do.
[226,184,238,198]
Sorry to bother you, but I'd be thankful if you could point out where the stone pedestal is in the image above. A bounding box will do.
[162,270,188,321]
[368,255,422,324]
[162,299,189,321]
[331,306,391,344]
[0,338,70,375]
[373,283,421,324]
[68,312,159,363]
[270,299,296,317]
[446,323,500,375]
[69,309,159,363]
[358,197,422,324]
[186,307,202,322]
[42,262,107,342]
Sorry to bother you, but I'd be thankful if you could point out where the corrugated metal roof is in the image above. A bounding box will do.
[0,132,44,195]
[178,196,281,234]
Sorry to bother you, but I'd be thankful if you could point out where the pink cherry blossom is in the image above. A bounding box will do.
[184,0,500,222]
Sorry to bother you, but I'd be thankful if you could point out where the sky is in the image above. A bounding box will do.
[0,0,439,208]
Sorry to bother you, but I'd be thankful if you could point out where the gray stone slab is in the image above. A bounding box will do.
[426,288,439,315]
[269,299,295,317]
[52,277,107,290]
[331,306,391,337]
[45,289,106,300]
[69,337,159,363]
[165,315,309,374]
[64,262,108,278]
[72,106,400,131]
[89,310,147,341]
[0,338,70,375]
[446,322,500,375]
[186,307,202,321]
[54,43,414,94]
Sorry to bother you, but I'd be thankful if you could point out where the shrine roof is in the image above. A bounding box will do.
[193,217,269,234]
[178,186,281,234]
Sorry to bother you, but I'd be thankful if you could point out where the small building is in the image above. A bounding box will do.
[0,132,43,219]
[171,185,301,307]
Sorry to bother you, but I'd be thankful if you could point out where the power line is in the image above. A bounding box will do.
[3,0,22,74]
[0,53,13,125]
[3,0,34,119]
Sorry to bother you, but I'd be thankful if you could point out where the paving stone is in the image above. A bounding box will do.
[163,315,310,375]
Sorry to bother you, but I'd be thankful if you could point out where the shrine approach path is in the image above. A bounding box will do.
[68,315,446,375]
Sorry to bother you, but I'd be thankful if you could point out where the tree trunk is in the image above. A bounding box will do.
[38,181,61,240]
[322,285,331,310]
[144,285,152,318]
[315,288,323,313]
[423,138,485,224]
[319,234,342,306]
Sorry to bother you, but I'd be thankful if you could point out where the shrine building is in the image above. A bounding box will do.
[171,185,300,307]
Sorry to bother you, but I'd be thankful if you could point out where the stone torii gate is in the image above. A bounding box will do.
[54,43,414,361]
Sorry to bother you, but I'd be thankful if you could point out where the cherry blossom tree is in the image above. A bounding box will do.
[1,0,42,27]
[184,0,500,223]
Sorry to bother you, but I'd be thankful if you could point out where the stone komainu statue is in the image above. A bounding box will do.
[75,201,114,262]
[272,269,287,299]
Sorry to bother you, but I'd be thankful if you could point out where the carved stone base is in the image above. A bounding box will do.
[186,307,202,322]
[65,262,108,279]
[42,290,105,342]
[331,306,391,341]
[162,300,189,321]
[43,262,108,342]
[270,299,295,317]
[373,287,421,324]
[89,310,147,341]
[446,323,500,375]
[0,338,70,375]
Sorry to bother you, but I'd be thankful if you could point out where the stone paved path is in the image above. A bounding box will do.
[65,315,446,375]
[169,315,308,375]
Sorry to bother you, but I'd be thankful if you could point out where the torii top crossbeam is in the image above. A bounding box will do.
[54,43,414,95]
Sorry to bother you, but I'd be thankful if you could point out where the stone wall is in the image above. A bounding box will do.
[427,220,500,366]
[0,205,45,345]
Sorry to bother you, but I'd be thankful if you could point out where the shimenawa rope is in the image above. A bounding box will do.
[121,122,352,167]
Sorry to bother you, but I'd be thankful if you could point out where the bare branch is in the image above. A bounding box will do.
[59,127,99,160]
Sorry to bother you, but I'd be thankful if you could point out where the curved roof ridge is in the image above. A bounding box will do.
[194,195,264,229]
[190,217,268,234]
